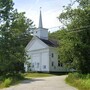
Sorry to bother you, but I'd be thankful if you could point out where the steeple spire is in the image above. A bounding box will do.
[33,7,48,40]
[39,7,43,28]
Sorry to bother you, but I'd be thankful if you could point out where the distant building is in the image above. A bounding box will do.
[24,9,67,72]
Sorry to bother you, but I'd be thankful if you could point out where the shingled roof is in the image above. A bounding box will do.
[40,38,58,47]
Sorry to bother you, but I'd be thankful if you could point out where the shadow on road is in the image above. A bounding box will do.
[21,78,45,84]
[20,72,68,84]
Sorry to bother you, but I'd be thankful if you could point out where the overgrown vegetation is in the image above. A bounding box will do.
[66,73,90,90]
[0,74,24,88]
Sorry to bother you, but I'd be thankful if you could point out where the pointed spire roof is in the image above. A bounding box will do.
[39,7,43,28]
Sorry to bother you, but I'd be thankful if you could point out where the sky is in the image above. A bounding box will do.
[13,0,72,32]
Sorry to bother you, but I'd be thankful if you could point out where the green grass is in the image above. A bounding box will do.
[23,72,54,78]
[65,73,90,90]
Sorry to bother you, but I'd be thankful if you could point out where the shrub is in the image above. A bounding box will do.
[0,74,25,88]
[66,73,90,90]
[2,78,12,87]
[66,73,74,83]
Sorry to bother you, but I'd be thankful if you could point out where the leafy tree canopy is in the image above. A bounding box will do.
[50,0,90,73]
[0,0,34,75]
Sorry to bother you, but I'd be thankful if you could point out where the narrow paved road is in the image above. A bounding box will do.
[1,75,77,90]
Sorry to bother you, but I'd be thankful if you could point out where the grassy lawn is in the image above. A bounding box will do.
[23,72,55,78]
[66,73,90,90]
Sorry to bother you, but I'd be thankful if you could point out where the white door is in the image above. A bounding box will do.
[32,53,41,71]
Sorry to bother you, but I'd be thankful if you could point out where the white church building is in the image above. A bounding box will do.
[24,9,67,72]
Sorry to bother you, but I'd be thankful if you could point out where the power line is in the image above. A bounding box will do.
[28,24,90,34]
[48,26,60,29]
[67,25,90,33]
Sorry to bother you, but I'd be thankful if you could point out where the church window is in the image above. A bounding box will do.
[52,53,54,57]
[58,60,60,67]
[58,60,63,67]
[32,63,34,68]
[37,63,39,68]
[52,62,54,66]
[43,65,46,69]
[54,66,56,69]
[61,63,63,67]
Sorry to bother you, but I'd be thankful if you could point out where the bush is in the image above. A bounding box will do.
[0,74,25,88]
[2,78,12,87]
[66,73,90,90]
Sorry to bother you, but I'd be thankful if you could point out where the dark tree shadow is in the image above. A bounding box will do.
[21,78,45,84]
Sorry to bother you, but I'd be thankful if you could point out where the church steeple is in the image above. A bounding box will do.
[33,7,48,40]
[39,7,43,28]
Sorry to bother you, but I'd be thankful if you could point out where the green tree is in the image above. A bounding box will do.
[0,0,14,74]
[0,0,34,75]
[58,0,90,73]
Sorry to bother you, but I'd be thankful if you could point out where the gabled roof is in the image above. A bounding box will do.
[25,36,48,51]
[40,38,58,47]
[25,36,58,51]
